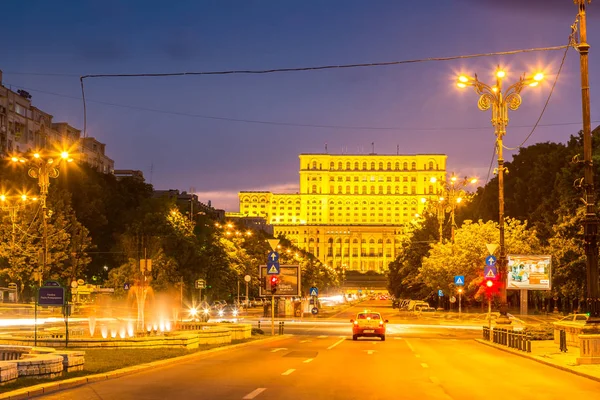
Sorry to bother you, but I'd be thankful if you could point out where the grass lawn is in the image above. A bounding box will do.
[0,338,257,393]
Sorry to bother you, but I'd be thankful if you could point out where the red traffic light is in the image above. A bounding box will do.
[270,276,279,285]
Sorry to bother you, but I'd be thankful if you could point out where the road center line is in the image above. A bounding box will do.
[317,335,328,338]
[406,341,415,352]
[282,369,296,376]
[421,363,429,368]
[243,388,266,399]
[327,338,345,350]
[303,358,314,363]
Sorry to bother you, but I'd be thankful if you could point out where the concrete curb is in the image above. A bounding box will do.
[475,339,600,384]
[0,334,292,400]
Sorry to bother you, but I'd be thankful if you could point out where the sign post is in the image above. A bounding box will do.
[195,279,205,303]
[244,275,251,312]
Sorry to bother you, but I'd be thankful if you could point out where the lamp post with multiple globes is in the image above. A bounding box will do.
[456,67,544,322]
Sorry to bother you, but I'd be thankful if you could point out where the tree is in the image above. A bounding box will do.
[387,215,438,300]
[419,219,542,302]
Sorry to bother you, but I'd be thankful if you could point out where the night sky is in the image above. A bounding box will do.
[1,0,598,211]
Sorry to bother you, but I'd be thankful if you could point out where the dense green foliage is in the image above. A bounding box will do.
[0,161,339,302]
[388,127,600,311]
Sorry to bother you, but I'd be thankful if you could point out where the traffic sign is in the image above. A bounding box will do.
[484,265,498,279]
[438,289,444,297]
[309,287,318,296]
[486,243,499,255]
[195,279,206,289]
[454,275,465,286]
[38,286,65,306]
[124,283,130,290]
[267,239,280,251]
[485,255,497,267]
[267,262,280,274]
[311,307,319,315]
[267,251,279,263]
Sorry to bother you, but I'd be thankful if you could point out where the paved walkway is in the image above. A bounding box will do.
[477,338,600,382]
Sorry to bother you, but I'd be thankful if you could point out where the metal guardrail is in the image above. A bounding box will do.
[483,327,531,353]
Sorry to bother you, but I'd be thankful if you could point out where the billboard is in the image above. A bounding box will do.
[259,265,301,297]
[507,254,551,290]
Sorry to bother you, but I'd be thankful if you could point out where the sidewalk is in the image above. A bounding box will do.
[477,338,600,383]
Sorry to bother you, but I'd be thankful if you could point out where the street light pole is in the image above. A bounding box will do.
[12,151,72,285]
[457,68,544,323]
[575,0,600,323]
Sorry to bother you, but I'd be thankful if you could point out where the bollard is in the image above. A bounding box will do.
[559,330,568,352]
[526,333,531,353]
[258,320,261,330]
[278,321,284,335]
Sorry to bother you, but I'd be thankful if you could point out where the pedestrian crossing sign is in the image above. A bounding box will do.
[267,262,280,274]
[454,275,464,286]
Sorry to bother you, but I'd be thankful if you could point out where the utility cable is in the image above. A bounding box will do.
[9,82,598,133]
[77,45,570,138]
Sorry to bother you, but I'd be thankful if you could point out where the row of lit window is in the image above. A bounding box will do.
[306,160,440,171]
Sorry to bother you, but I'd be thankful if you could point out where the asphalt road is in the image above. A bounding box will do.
[32,300,600,400]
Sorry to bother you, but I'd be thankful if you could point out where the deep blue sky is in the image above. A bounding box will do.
[1,0,598,211]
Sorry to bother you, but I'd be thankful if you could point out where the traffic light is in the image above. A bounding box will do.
[270,275,279,294]
[483,278,498,297]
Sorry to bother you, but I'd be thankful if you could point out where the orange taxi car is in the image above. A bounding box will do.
[351,311,388,341]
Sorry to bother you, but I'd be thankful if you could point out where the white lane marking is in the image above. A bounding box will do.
[430,377,441,385]
[271,348,287,353]
[406,341,415,352]
[415,354,421,358]
[243,388,266,399]
[317,335,328,338]
[327,338,345,350]
[421,363,429,368]
[394,337,403,340]
[282,369,296,376]
[365,350,376,355]
[300,340,312,343]
[303,358,314,363]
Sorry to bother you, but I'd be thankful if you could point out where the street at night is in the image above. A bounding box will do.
[26,301,600,400]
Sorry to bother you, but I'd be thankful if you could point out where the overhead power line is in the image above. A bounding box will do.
[79,45,570,80]
[9,82,596,132]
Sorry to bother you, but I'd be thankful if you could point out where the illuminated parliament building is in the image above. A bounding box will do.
[237,153,447,272]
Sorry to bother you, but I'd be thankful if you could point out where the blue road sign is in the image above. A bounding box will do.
[311,307,319,315]
[310,287,319,296]
[484,265,498,279]
[124,283,130,290]
[267,261,280,275]
[38,286,65,306]
[267,251,279,263]
[454,276,465,286]
[438,289,444,297]
[485,255,497,267]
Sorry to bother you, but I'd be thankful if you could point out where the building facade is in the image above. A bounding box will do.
[0,70,114,175]
[239,153,447,272]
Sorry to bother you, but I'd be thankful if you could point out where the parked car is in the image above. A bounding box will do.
[558,314,589,324]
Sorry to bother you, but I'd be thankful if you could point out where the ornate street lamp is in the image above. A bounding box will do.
[456,67,544,323]
[10,151,73,285]
[430,174,478,243]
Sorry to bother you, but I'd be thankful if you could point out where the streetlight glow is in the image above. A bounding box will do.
[457,65,545,322]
